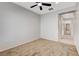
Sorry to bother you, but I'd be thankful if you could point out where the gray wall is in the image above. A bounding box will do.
[74,3,79,54]
[0,2,40,51]
[40,12,58,41]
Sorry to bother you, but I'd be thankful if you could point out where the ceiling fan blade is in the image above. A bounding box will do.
[42,3,51,6]
[39,6,42,10]
[30,4,37,8]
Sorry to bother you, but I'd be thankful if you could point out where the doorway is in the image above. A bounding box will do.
[58,11,76,45]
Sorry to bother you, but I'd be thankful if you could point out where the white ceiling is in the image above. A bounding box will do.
[14,2,76,15]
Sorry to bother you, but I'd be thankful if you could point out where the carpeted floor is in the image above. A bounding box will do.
[0,39,78,56]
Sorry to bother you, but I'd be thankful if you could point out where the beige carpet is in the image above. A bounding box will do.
[0,39,78,56]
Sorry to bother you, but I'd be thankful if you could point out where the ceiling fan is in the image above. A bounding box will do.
[30,2,52,11]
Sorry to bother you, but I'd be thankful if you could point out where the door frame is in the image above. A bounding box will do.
[58,10,76,40]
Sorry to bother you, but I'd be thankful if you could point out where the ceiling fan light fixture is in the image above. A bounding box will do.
[30,2,52,11]
[38,3,42,6]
